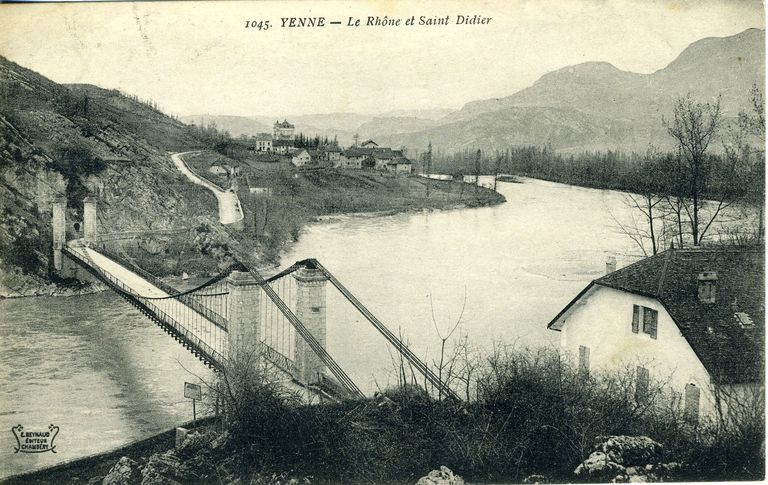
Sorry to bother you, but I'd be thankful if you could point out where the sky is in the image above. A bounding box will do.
[0,0,764,118]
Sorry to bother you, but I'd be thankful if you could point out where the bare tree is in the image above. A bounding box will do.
[664,95,722,245]
[429,287,466,401]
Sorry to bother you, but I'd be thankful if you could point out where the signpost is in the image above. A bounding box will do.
[184,382,202,428]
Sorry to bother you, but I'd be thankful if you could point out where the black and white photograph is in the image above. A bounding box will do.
[0,0,764,483]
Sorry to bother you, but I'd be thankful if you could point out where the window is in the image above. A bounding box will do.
[578,345,590,377]
[635,366,650,403]
[684,383,700,424]
[632,305,658,339]
[643,308,658,339]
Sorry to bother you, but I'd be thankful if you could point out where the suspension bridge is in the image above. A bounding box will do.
[51,198,459,402]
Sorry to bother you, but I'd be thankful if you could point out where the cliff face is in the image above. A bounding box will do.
[0,56,220,296]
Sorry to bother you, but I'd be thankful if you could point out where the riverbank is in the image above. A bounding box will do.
[224,168,506,266]
[2,168,505,298]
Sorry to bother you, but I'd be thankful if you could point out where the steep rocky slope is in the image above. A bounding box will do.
[0,56,220,296]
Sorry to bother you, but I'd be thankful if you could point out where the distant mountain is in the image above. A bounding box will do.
[389,28,764,154]
[379,108,456,120]
[357,116,438,142]
[185,29,763,155]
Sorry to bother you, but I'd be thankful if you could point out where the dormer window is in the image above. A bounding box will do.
[632,305,658,339]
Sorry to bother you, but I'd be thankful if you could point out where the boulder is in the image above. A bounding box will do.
[103,456,141,485]
[574,436,680,483]
[593,436,664,466]
[416,466,465,485]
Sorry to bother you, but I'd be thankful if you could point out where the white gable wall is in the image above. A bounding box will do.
[558,285,716,417]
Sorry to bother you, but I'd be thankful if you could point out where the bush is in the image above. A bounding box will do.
[211,346,764,483]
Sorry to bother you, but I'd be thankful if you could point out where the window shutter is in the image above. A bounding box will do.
[635,366,650,403]
[684,383,700,423]
[578,345,590,377]
[632,305,640,333]
[644,308,658,339]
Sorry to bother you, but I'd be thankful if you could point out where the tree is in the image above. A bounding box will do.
[613,152,671,256]
[665,94,722,245]
[424,142,433,199]
[473,149,482,195]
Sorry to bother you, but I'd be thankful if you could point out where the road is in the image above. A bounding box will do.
[171,151,244,225]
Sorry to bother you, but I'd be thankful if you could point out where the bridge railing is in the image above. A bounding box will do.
[63,245,226,369]
[92,244,231,331]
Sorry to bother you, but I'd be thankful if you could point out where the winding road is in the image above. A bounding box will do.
[171,151,244,225]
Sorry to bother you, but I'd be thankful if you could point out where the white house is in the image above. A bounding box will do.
[291,149,312,167]
[547,247,763,424]
[360,139,379,149]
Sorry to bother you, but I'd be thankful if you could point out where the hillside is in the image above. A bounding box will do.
[0,56,506,295]
[0,56,222,296]
[179,114,272,138]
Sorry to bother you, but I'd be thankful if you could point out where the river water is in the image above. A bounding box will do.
[0,177,642,477]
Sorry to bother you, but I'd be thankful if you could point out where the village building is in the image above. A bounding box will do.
[291,149,312,167]
[360,139,379,149]
[251,133,273,152]
[208,164,239,176]
[274,119,295,140]
[340,148,369,168]
[273,138,295,155]
[547,247,764,424]
[386,157,413,174]
[323,146,342,164]
[372,148,400,170]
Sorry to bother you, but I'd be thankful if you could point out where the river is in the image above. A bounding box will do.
[0,177,642,477]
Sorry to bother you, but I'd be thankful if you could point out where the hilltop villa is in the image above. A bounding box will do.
[547,247,764,423]
[274,119,295,140]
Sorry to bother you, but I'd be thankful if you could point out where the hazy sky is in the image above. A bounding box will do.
[0,0,764,117]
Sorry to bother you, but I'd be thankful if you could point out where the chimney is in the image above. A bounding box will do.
[605,256,617,275]
[698,272,717,304]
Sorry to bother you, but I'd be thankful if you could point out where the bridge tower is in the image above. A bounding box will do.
[52,199,66,271]
[293,265,328,384]
[83,197,97,242]
[226,271,261,361]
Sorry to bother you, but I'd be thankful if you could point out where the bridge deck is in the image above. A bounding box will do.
[67,245,228,362]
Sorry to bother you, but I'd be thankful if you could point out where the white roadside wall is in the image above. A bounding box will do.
[558,285,717,417]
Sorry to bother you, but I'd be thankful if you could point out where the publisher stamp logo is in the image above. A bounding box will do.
[11,424,59,453]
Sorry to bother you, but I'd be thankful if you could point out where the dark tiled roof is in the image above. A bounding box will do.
[387,157,413,165]
[591,247,764,384]
[273,139,294,147]
[253,133,273,141]
[344,148,374,158]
